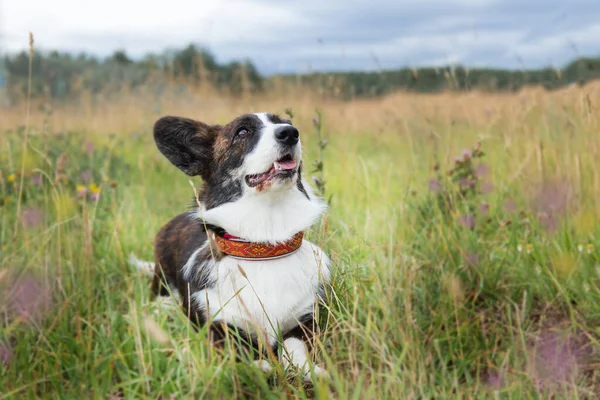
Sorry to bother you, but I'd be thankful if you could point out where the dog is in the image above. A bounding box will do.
[130,112,331,382]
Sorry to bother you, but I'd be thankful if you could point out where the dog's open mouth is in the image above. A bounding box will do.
[245,154,298,187]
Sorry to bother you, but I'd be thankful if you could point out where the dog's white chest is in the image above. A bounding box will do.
[193,241,330,341]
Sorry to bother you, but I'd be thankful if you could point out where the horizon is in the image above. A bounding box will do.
[1,43,599,78]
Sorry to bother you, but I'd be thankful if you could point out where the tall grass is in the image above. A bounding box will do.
[1,71,600,398]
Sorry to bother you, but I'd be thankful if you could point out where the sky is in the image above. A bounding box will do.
[1,0,600,75]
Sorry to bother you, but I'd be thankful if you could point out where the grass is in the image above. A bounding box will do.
[1,79,600,398]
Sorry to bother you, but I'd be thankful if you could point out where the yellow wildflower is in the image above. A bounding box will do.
[89,183,100,194]
[7,174,15,183]
[77,184,86,192]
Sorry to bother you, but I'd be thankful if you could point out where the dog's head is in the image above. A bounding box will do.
[154,112,306,208]
[154,112,326,242]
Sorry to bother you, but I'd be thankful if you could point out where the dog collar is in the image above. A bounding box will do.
[213,231,304,261]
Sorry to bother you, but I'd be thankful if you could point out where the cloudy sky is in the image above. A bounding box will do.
[1,0,599,74]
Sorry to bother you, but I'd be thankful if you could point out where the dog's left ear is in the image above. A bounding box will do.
[153,116,220,180]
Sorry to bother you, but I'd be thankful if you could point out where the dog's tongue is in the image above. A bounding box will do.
[274,159,297,170]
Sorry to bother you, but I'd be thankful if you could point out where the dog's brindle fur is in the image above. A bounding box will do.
[150,112,329,378]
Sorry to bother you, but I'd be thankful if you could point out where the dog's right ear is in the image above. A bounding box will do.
[153,116,220,179]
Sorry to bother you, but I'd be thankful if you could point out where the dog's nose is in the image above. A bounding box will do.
[274,126,299,146]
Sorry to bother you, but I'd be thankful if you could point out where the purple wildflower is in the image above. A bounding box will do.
[22,208,44,228]
[481,182,495,194]
[530,179,574,232]
[479,203,490,213]
[486,371,503,389]
[537,212,558,232]
[84,141,95,155]
[460,178,475,188]
[76,186,87,199]
[532,179,574,216]
[462,149,471,160]
[6,274,50,320]
[428,179,440,192]
[465,252,479,267]
[31,173,42,186]
[529,332,581,390]
[474,163,489,178]
[81,170,92,183]
[90,192,100,202]
[0,343,12,366]
[504,199,517,213]
[459,214,475,229]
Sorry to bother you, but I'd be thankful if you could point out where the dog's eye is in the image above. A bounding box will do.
[237,128,249,137]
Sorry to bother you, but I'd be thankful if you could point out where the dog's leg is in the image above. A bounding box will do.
[281,338,327,382]
[281,314,328,382]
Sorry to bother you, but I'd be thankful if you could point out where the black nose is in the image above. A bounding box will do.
[274,126,299,146]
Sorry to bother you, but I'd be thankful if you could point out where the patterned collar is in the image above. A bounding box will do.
[213,231,304,261]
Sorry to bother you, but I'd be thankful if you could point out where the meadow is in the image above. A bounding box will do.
[1,78,600,398]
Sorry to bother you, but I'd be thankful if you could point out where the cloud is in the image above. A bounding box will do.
[1,0,599,74]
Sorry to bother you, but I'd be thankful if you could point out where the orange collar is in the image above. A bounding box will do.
[213,231,304,261]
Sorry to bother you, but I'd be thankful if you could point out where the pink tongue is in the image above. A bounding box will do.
[275,159,297,170]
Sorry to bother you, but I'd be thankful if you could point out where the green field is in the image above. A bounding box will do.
[1,82,600,398]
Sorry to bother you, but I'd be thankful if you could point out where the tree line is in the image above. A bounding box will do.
[280,57,600,99]
[0,45,262,100]
[2,44,600,101]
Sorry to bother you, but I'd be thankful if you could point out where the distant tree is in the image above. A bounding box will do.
[111,50,132,65]
[171,44,218,82]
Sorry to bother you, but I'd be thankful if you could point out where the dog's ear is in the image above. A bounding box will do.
[153,116,220,179]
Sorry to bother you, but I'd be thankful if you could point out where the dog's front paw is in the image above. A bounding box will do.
[253,359,273,374]
[302,364,329,383]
